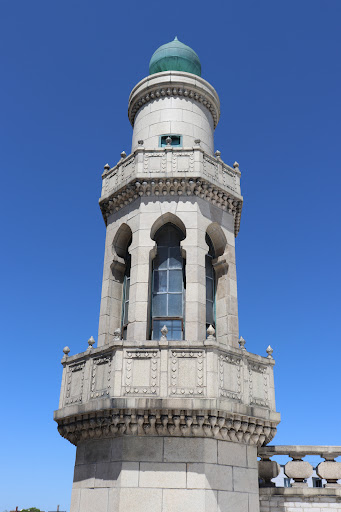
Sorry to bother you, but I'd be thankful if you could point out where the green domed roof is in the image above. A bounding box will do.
[149,37,201,77]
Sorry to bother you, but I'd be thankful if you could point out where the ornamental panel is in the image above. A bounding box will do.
[169,350,205,396]
[65,362,85,406]
[219,353,242,400]
[123,350,159,395]
[248,362,269,407]
[90,355,112,399]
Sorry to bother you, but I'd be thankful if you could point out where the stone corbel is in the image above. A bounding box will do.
[213,257,228,277]
[110,255,126,280]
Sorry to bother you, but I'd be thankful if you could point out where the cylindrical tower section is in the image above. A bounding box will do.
[128,71,220,155]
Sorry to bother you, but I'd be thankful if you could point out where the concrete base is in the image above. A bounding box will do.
[70,436,259,512]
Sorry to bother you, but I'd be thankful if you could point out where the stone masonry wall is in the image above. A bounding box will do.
[260,491,341,511]
[70,437,259,512]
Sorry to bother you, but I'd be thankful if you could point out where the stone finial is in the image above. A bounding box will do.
[206,324,216,341]
[166,136,172,146]
[138,139,144,146]
[266,345,274,359]
[214,150,221,159]
[103,163,110,171]
[63,346,70,357]
[194,139,201,146]
[120,151,127,159]
[233,161,239,169]
[113,328,121,341]
[87,336,95,350]
[238,336,246,351]
[160,325,168,341]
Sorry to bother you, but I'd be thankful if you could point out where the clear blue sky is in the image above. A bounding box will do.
[1,1,340,510]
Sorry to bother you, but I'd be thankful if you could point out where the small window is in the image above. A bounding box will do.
[312,477,323,488]
[160,135,182,147]
[284,477,291,488]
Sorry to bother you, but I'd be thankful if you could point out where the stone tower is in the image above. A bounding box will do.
[55,38,280,512]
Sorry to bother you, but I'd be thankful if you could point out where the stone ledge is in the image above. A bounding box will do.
[259,487,341,498]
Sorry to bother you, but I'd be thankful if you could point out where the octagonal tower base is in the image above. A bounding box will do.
[70,436,259,512]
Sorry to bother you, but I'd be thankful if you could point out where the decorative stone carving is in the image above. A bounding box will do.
[87,336,95,350]
[172,151,194,174]
[56,408,277,446]
[238,336,246,351]
[90,355,112,399]
[169,350,205,396]
[123,350,159,395]
[160,325,168,341]
[101,175,242,236]
[219,353,242,400]
[248,362,269,407]
[266,345,273,359]
[65,362,85,405]
[206,324,215,341]
[63,346,70,357]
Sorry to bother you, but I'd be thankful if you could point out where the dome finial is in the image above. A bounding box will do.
[174,36,178,41]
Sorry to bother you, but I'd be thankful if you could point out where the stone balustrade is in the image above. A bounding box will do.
[54,337,280,446]
[258,445,341,488]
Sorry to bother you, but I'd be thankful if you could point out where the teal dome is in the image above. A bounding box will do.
[149,37,201,77]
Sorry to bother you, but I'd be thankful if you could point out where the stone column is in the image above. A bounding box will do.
[181,225,208,343]
[127,228,155,341]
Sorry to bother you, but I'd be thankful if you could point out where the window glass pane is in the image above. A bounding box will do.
[154,270,167,292]
[155,247,168,269]
[123,303,129,324]
[152,319,182,340]
[125,277,130,301]
[169,248,182,268]
[206,300,214,325]
[167,319,182,340]
[169,270,183,292]
[205,255,213,278]
[152,293,167,317]
[206,277,213,300]
[168,293,182,316]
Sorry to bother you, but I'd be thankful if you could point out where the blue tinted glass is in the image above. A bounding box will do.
[153,294,167,316]
[206,277,213,300]
[155,247,168,269]
[169,270,182,292]
[168,293,182,316]
[125,277,130,301]
[205,255,213,278]
[152,319,182,340]
[154,270,167,292]
[169,248,182,268]
[206,301,214,324]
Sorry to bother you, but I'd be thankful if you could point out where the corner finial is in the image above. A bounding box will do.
[161,325,168,341]
[266,345,274,359]
[174,36,178,41]
[88,336,95,350]
[239,336,246,351]
[207,324,216,341]
[113,328,121,341]
[63,346,70,357]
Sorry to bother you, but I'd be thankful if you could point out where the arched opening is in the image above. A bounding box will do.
[121,236,132,340]
[151,222,186,340]
[205,233,216,333]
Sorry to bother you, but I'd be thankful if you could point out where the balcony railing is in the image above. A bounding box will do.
[258,445,341,488]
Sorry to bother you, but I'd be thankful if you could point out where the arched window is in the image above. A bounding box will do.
[151,223,185,340]
[121,236,132,340]
[205,233,216,332]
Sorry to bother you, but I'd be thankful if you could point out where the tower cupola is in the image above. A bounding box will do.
[149,37,202,77]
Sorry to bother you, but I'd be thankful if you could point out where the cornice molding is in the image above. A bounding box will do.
[57,408,278,447]
[99,176,242,237]
[128,71,221,128]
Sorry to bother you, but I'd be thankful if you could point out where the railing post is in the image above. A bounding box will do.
[258,455,280,487]
[285,452,313,487]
